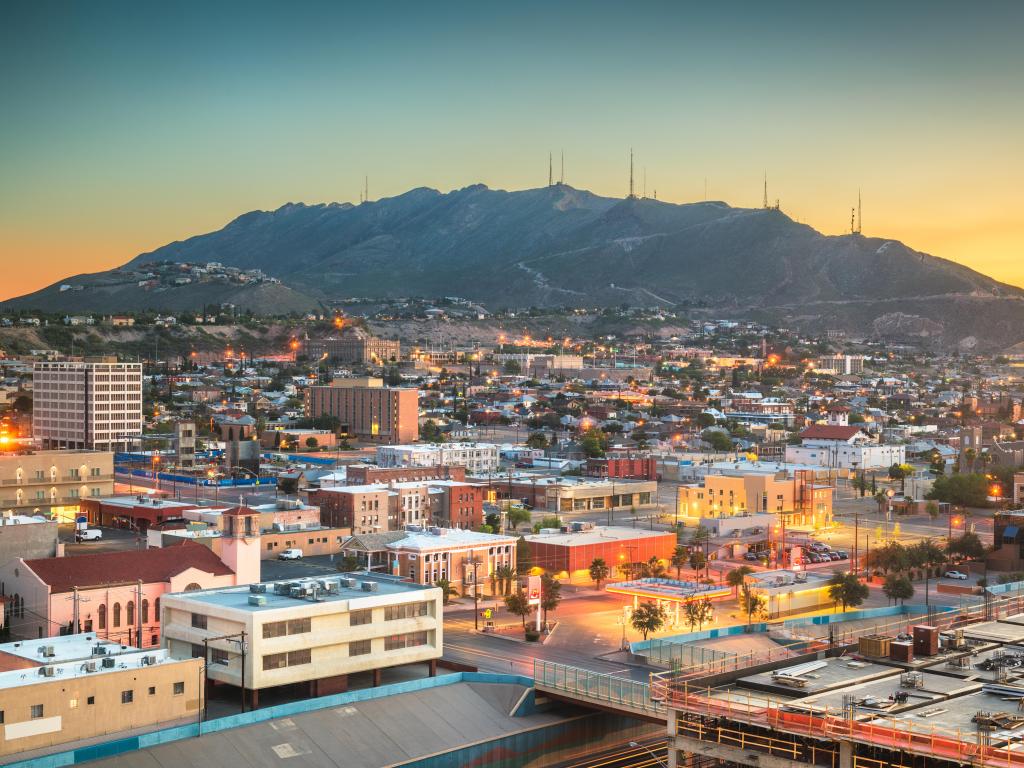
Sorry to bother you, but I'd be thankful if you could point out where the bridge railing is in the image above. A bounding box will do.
[533,660,664,714]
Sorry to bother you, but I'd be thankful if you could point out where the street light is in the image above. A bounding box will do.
[628,742,667,768]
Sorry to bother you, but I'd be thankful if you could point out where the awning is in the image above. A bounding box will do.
[1003,526,1019,540]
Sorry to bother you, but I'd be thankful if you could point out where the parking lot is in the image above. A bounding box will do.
[59,524,144,556]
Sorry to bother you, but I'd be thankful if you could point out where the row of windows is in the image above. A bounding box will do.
[97,599,154,630]
[4,682,186,723]
[262,617,311,638]
[262,649,311,670]
[349,609,373,626]
[384,631,429,651]
[383,602,430,620]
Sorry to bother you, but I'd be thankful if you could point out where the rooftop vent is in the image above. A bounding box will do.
[361,581,379,592]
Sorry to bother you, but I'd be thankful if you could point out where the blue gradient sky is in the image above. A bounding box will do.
[2,0,1023,299]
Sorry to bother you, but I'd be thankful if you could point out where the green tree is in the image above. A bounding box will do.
[726,565,754,597]
[540,573,562,626]
[630,601,668,640]
[525,431,548,449]
[882,573,915,606]
[926,474,991,507]
[948,531,985,562]
[336,555,360,573]
[588,558,610,590]
[869,541,910,575]
[435,578,458,605]
[827,571,869,612]
[683,596,714,631]
[503,359,522,375]
[421,419,446,443]
[909,538,948,606]
[925,500,939,519]
[704,430,733,452]
[739,583,766,627]
[580,427,606,458]
[670,545,689,580]
[506,507,532,531]
[688,549,707,574]
[504,587,532,629]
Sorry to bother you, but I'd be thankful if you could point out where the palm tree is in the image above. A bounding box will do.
[726,566,754,598]
[588,558,610,590]
[670,545,688,580]
[435,578,458,605]
[647,556,667,579]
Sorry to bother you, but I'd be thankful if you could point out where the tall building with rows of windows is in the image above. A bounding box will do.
[32,359,142,451]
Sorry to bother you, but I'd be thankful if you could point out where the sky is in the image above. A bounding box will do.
[2,0,1023,300]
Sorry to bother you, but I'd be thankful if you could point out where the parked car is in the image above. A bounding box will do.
[743,552,760,561]
[278,548,304,560]
[75,529,102,542]
[944,570,969,580]
[835,550,849,559]
[827,552,843,561]
[806,553,822,563]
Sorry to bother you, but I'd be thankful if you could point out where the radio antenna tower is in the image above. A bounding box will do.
[628,149,635,199]
[762,172,768,209]
[850,207,856,234]
[560,151,564,184]
[548,152,553,187]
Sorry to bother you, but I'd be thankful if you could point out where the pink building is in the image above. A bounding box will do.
[0,507,261,646]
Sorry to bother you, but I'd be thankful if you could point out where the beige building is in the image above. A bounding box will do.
[0,449,114,521]
[386,527,517,597]
[0,633,200,758]
[677,472,833,529]
[32,360,143,451]
[304,381,419,444]
[161,573,442,707]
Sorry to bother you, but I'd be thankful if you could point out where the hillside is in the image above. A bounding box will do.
[4,183,1023,349]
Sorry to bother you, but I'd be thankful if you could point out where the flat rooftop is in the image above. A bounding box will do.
[87,681,566,768]
[390,528,518,551]
[0,647,186,690]
[739,656,896,697]
[96,495,196,510]
[524,526,673,547]
[173,573,435,613]
[0,633,135,665]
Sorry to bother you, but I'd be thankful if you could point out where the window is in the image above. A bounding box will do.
[349,609,372,626]
[31,704,44,719]
[121,690,133,704]
[262,649,311,670]
[349,640,372,656]
[69,699,78,709]
[173,682,185,696]
[141,599,149,624]
[148,686,156,696]
[98,604,106,630]
[384,631,429,651]
[211,648,229,665]
[113,602,121,628]
[87,696,95,705]
[191,613,207,629]
[126,601,135,626]
[384,602,430,621]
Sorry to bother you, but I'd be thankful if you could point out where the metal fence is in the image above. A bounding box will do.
[533,660,664,714]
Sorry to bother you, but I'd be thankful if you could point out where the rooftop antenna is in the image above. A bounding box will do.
[628,149,635,199]
[548,152,553,187]
[560,151,564,185]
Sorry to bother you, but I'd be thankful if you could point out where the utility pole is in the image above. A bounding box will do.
[136,579,143,648]
[471,560,481,631]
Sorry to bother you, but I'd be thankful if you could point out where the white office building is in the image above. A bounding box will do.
[33,360,142,451]
[376,443,500,474]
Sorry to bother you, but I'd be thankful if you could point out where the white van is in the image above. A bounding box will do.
[278,548,303,560]
[76,529,103,542]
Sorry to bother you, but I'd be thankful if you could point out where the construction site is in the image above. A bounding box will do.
[650,595,1024,768]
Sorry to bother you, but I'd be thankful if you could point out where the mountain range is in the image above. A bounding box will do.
[5,183,1023,350]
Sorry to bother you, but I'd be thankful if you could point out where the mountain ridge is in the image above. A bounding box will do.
[4,183,1022,350]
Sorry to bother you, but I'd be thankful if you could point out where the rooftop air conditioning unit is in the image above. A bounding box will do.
[249,594,267,606]
[340,577,358,589]
[43,645,55,657]
[102,657,116,668]
[361,581,379,592]
[145,655,158,665]
[92,645,107,656]
[249,583,267,593]
[428,526,442,535]
[41,666,55,677]
[84,661,98,673]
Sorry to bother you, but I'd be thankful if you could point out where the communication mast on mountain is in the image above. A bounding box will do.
[628,149,637,199]
[762,173,780,210]
[850,190,863,234]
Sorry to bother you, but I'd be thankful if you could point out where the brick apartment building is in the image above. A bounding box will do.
[586,456,659,481]
[304,380,418,444]
[345,464,466,485]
